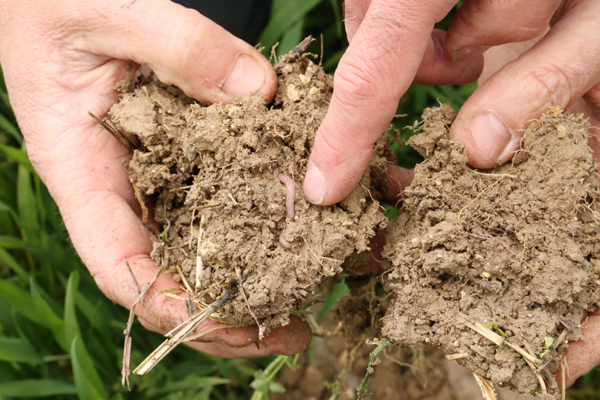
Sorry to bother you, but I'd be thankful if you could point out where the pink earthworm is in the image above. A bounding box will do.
[278,173,295,248]
[278,173,295,218]
[279,231,292,249]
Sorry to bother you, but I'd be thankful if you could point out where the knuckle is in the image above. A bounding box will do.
[526,65,573,109]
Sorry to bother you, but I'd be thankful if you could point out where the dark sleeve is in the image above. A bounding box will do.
[173,0,272,45]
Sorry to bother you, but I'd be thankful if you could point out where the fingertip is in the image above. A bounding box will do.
[383,164,414,202]
[261,316,312,355]
[303,162,328,205]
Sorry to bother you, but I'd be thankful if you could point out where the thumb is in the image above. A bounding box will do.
[449,0,600,168]
[66,0,277,104]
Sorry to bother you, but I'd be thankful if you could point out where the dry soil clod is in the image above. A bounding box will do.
[109,49,389,333]
[382,105,600,397]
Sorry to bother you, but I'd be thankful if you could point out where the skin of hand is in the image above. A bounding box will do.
[0,0,312,358]
[302,0,600,206]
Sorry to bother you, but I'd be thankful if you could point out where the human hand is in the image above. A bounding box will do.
[302,0,484,205]
[0,0,311,358]
[466,7,600,385]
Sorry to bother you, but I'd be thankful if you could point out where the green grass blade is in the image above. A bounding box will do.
[0,113,21,142]
[0,379,77,397]
[277,19,304,57]
[328,0,343,38]
[64,272,81,347]
[316,277,348,323]
[357,339,389,400]
[259,0,323,51]
[0,199,20,227]
[17,164,39,245]
[0,144,34,172]
[0,235,53,260]
[0,280,44,325]
[70,336,108,400]
[0,247,28,281]
[30,278,67,351]
[0,337,42,364]
[148,377,230,397]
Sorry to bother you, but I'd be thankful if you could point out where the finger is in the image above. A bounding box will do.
[344,0,373,43]
[61,0,277,104]
[445,0,560,62]
[349,228,386,274]
[561,314,600,387]
[383,164,414,203]
[303,0,462,206]
[449,0,600,169]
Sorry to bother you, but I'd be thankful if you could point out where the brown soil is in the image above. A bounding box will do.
[108,55,388,331]
[274,280,455,400]
[382,105,600,396]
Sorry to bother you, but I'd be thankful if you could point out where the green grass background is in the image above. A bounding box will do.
[0,0,597,398]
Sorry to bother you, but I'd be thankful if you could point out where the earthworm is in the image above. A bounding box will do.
[278,173,295,249]
[278,173,295,217]
[279,231,292,249]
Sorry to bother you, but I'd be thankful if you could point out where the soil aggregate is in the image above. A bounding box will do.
[382,105,600,396]
[108,54,388,331]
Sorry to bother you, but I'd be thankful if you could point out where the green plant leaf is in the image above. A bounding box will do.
[268,381,286,393]
[0,379,77,397]
[0,235,51,259]
[70,336,108,400]
[277,19,304,57]
[317,277,348,323]
[357,339,389,400]
[0,246,28,280]
[0,337,42,364]
[0,279,43,325]
[259,0,322,51]
[64,271,81,346]
[17,164,39,245]
[0,113,21,142]
[0,144,34,172]
[30,278,67,351]
[148,377,230,397]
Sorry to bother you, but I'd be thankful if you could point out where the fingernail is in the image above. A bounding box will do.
[451,45,491,62]
[470,111,512,161]
[303,162,328,205]
[222,54,266,98]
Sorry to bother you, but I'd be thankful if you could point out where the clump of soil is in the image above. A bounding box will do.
[108,54,388,331]
[382,105,600,395]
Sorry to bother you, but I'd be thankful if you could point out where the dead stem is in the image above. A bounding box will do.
[121,261,166,388]
[561,356,566,400]
[133,292,236,375]
[195,216,205,290]
[281,35,314,63]
[472,372,498,400]
[235,266,265,340]
[89,111,138,151]
[131,181,149,227]
[185,324,231,341]
[524,358,547,400]
[446,353,469,361]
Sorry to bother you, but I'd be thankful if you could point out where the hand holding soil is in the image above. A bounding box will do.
[0,0,311,358]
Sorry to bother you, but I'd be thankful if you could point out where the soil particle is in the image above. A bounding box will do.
[382,105,600,396]
[109,55,388,331]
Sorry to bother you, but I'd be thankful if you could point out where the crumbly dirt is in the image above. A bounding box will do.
[382,105,600,396]
[108,54,388,331]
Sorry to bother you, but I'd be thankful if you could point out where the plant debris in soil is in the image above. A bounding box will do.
[108,52,389,333]
[382,105,600,396]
